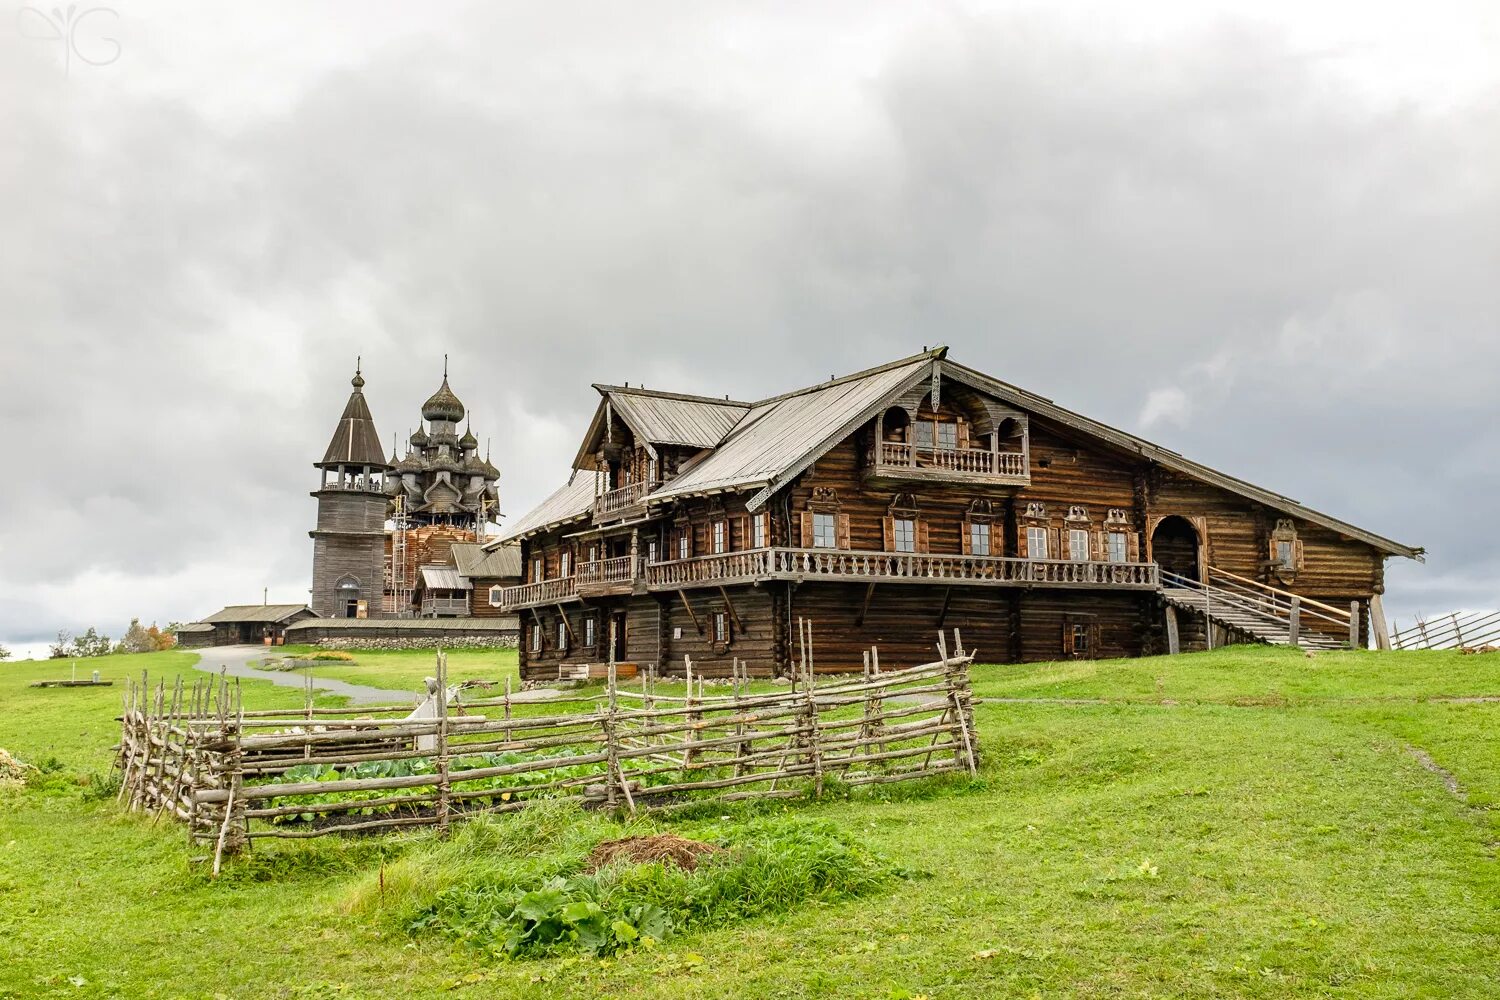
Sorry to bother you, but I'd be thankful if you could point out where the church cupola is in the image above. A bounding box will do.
[317,363,391,486]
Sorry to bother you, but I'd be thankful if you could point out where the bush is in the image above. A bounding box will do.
[400,815,902,959]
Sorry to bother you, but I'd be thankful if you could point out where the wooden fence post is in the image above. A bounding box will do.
[435,650,451,837]
[1165,605,1181,655]
[1349,601,1361,650]
[1288,598,1301,648]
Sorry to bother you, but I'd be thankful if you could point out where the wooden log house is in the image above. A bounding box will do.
[488,348,1421,680]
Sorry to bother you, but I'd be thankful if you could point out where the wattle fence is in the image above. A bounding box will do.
[116,626,979,872]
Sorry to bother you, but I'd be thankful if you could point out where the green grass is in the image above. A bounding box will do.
[1,646,1497,998]
[261,645,520,693]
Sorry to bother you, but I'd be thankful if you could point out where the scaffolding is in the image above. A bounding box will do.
[388,494,412,617]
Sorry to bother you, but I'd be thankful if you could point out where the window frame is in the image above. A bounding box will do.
[678,531,691,561]
[559,550,572,578]
[583,616,596,648]
[712,519,728,555]
[1027,526,1049,559]
[969,521,991,556]
[556,619,568,652]
[812,511,838,549]
[1069,528,1091,562]
[892,517,916,553]
[1107,530,1128,564]
[713,611,729,645]
[488,585,504,607]
[530,624,542,653]
[935,421,958,450]
[752,512,768,549]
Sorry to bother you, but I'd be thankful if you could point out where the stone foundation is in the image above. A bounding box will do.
[309,633,517,651]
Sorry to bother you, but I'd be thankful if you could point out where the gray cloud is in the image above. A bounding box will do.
[2,2,1496,643]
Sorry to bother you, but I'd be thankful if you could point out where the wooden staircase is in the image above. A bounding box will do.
[1161,569,1354,651]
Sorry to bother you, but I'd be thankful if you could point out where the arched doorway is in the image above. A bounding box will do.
[336,576,362,618]
[1151,516,1201,582]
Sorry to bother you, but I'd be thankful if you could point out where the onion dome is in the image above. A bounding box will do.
[481,457,501,479]
[397,450,426,474]
[409,426,428,447]
[458,427,479,451]
[422,377,465,423]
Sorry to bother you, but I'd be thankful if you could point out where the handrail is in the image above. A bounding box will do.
[1206,573,1347,628]
[1208,566,1351,621]
[1160,571,1300,628]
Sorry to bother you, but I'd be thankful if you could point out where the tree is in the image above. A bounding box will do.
[145,623,176,651]
[117,618,154,655]
[72,627,112,658]
[0,644,10,661]
[49,631,73,659]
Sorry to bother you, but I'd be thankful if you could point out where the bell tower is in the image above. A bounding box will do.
[310,363,392,618]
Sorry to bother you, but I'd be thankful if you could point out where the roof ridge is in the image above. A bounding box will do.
[592,384,753,408]
[747,346,946,406]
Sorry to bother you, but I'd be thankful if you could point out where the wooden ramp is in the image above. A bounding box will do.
[1161,571,1351,651]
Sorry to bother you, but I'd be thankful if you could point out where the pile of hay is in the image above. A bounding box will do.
[586,834,723,872]
[0,748,33,789]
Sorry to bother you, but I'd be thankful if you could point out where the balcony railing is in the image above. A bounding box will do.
[494,575,579,610]
[648,549,773,588]
[420,595,471,617]
[645,547,1159,591]
[869,441,1027,479]
[576,555,638,589]
[594,481,659,520]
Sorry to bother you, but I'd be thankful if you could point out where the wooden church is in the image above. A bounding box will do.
[488,348,1421,680]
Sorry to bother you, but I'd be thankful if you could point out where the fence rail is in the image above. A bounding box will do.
[576,555,637,588]
[1391,609,1500,650]
[117,630,978,867]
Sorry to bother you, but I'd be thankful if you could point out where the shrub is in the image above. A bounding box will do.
[400,815,902,959]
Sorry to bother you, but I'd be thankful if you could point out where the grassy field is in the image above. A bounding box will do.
[257,645,520,694]
[1,646,1496,998]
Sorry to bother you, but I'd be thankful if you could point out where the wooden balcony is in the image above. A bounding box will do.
[420,595,471,617]
[593,481,659,523]
[492,575,580,611]
[645,547,1159,592]
[575,555,640,597]
[864,441,1028,485]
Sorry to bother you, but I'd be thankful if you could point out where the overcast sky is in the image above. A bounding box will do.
[2,1,1496,652]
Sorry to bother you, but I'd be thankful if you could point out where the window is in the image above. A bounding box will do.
[587,544,599,563]
[678,532,691,560]
[712,520,728,554]
[583,616,596,647]
[1072,624,1090,654]
[557,620,568,651]
[530,624,542,652]
[893,518,916,553]
[1069,529,1090,561]
[1277,540,1295,569]
[1108,531,1128,563]
[969,522,991,556]
[560,551,571,577]
[532,557,544,581]
[489,585,503,607]
[648,540,659,564]
[812,512,837,548]
[1027,527,1049,559]
[914,421,934,448]
[752,512,768,549]
[713,611,729,644]
[936,422,958,450]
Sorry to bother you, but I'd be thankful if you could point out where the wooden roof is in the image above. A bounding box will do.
[495,472,596,543]
[451,541,522,579]
[572,387,749,468]
[319,374,389,469]
[199,604,313,624]
[503,347,1421,560]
